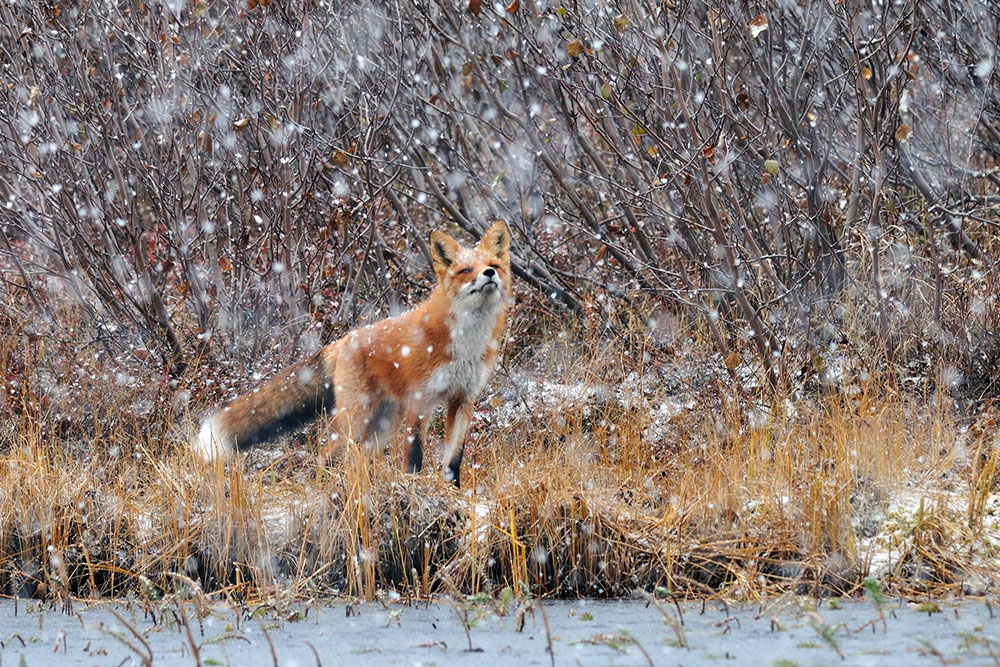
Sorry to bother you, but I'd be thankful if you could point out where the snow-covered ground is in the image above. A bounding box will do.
[3,596,999,666]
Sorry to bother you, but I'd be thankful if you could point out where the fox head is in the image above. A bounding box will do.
[430,221,511,311]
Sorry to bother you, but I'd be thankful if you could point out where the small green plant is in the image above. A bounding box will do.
[915,637,947,661]
[914,601,940,614]
[863,577,886,610]
[570,630,654,665]
[498,587,515,611]
[796,598,817,613]
[771,660,800,667]
[827,597,841,609]
[957,629,1000,657]
[440,576,479,652]
[807,614,845,659]
[138,575,161,601]
[579,612,594,621]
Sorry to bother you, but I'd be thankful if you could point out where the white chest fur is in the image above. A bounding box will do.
[425,302,500,402]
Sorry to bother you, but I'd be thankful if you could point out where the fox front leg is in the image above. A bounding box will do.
[443,399,474,487]
[404,413,428,473]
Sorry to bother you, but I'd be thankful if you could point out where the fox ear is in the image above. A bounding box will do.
[478,221,510,260]
[429,230,460,277]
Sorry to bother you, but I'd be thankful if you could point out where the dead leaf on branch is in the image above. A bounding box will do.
[749,14,768,39]
[332,149,350,168]
[567,38,584,58]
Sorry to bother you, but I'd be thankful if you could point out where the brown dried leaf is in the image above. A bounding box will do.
[332,149,350,168]
[749,14,768,38]
[724,351,741,372]
[567,38,584,58]
[895,124,913,142]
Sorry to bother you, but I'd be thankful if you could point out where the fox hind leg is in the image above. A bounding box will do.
[363,398,398,449]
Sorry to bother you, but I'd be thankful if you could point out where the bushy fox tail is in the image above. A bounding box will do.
[193,349,335,460]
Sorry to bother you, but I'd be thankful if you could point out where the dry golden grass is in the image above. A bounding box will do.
[2,300,998,606]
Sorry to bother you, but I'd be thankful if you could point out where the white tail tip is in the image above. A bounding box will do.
[193,416,231,461]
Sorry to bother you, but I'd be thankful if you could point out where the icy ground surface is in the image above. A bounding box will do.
[1,597,999,666]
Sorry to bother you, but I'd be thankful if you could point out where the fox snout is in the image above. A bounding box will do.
[469,268,502,295]
[480,267,499,287]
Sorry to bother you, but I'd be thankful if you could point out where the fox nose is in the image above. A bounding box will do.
[483,268,496,278]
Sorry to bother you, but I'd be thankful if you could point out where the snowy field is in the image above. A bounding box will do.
[2,597,999,666]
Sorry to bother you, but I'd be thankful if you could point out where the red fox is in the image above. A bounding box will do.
[194,221,511,487]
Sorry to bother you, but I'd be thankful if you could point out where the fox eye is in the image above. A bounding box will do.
[457,267,472,275]
[489,264,500,270]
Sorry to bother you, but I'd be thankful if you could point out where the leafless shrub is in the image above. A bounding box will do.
[1,0,997,395]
